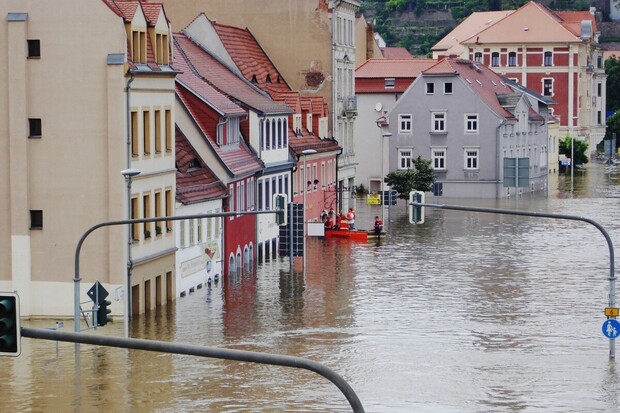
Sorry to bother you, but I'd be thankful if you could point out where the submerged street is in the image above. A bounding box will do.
[3,161,620,412]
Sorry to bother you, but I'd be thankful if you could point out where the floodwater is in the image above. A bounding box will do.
[3,161,620,412]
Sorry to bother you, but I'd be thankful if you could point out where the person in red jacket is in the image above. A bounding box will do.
[346,208,356,230]
[373,216,383,235]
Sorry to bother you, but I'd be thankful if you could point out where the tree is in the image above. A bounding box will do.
[559,135,589,166]
[385,156,435,200]
[605,57,620,113]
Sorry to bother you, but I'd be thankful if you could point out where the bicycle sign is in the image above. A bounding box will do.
[602,319,620,339]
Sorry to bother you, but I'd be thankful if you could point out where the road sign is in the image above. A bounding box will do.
[87,281,109,303]
[605,307,619,317]
[602,319,620,339]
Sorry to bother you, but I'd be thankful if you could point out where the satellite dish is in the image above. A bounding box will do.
[375,102,383,112]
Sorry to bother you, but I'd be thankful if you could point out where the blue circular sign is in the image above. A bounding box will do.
[602,319,620,339]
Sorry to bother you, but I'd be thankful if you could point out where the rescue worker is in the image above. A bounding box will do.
[346,208,356,230]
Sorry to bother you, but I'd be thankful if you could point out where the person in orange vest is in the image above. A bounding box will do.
[373,216,383,235]
[346,208,356,230]
[339,213,349,230]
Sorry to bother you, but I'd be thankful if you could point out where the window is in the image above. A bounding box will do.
[598,111,602,125]
[29,118,41,138]
[385,78,395,88]
[425,82,435,94]
[155,192,162,235]
[544,51,553,67]
[131,111,139,156]
[30,210,43,229]
[189,219,195,245]
[465,114,479,133]
[197,218,203,243]
[165,109,172,152]
[398,149,413,169]
[432,149,446,170]
[27,40,40,58]
[399,114,412,133]
[154,110,161,154]
[444,82,453,94]
[155,33,169,65]
[465,149,479,170]
[143,110,151,155]
[543,78,553,97]
[431,112,446,133]
[491,52,500,67]
[597,55,603,69]
[180,221,186,248]
[598,83,602,97]
[143,194,151,238]
[131,197,139,240]
[508,52,517,67]
[474,52,482,62]
[132,30,146,64]
[165,189,173,232]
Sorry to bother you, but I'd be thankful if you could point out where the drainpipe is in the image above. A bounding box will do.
[335,142,343,213]
[126,72,135,168]
[496,119,507,199]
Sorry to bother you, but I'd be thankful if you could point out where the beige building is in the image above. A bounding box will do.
[160,0,369,211]
[0,0,177,319]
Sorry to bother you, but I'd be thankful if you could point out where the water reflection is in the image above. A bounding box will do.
[3,162,620,412]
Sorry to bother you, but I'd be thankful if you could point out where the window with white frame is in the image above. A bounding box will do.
[426,82,435,94]
[399,114,412,133]
[508,52,517,67]
[491,52,499,67]
[544,51,553,66]
[464,149,479,170]
[543,78,553,96]
[465,114,479,133]
[444,82,453,94]
[293,114,302,136]
[385,78,395,88]
[398,149,413,169]
[432,148,446,170]
[474,52,482,62]
[431,112,446,133]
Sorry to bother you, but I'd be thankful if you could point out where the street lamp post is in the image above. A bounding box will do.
[571,116,578,194]
[381,132,392,225]
[301,149,317,269]
[121,168,140,338]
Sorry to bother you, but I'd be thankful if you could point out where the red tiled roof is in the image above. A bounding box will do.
[141,3,162,26]
[176,126,227,205]
[356,58,436,78]
[176,83,264,178]
[211,21,291,94]
[556,11,597,35]
[423,58,516,119]
[174,39,247,116]
[381,47,412,59]
[461,1,585,45]
[114,1,139,21]
[174,33,291,115]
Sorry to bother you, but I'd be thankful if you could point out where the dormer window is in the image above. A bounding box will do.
[188,158,200,170]
[132,30,147,64]
[293,114,302,136]
[385,78,395,89]
[155,32,169,65]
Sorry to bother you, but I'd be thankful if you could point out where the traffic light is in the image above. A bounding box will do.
[0,292,21,356]
[273,194,288,226]
[97,299,112,327]
[409,191,425,224]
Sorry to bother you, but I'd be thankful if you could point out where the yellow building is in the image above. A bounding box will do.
[0,0,177,319]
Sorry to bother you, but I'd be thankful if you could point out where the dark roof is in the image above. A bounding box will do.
[175,126,227,205]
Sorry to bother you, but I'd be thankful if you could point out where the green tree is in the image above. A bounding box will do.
[559,135,589,166]
[605,57,620,113]
[385,156,435,200]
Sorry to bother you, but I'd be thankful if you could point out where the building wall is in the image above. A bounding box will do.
[0,0,128,317]
[176,199,223,297]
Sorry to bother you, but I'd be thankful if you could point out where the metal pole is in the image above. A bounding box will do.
[571,136,574,194]
[411,201,616,358]
[125,175,132,338]
[289,202,293,271]
[381,132,385,224]
[22,327,365,413]
[303,155,307,270]
[73,211,280,336]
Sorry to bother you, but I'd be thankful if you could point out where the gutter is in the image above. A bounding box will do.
[126,72,135,168]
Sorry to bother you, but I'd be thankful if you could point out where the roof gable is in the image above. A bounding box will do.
[356,58,436,78]
[462,1,583,45]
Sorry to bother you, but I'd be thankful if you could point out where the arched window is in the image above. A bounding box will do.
[508,52,517,67]
[491,52,500,67]
[277,119,282,148]
[228,255,235,278]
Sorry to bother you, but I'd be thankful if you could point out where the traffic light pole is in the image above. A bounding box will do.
[411,201,617,359]
[74,210,280,336]
[21,326,365,413]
